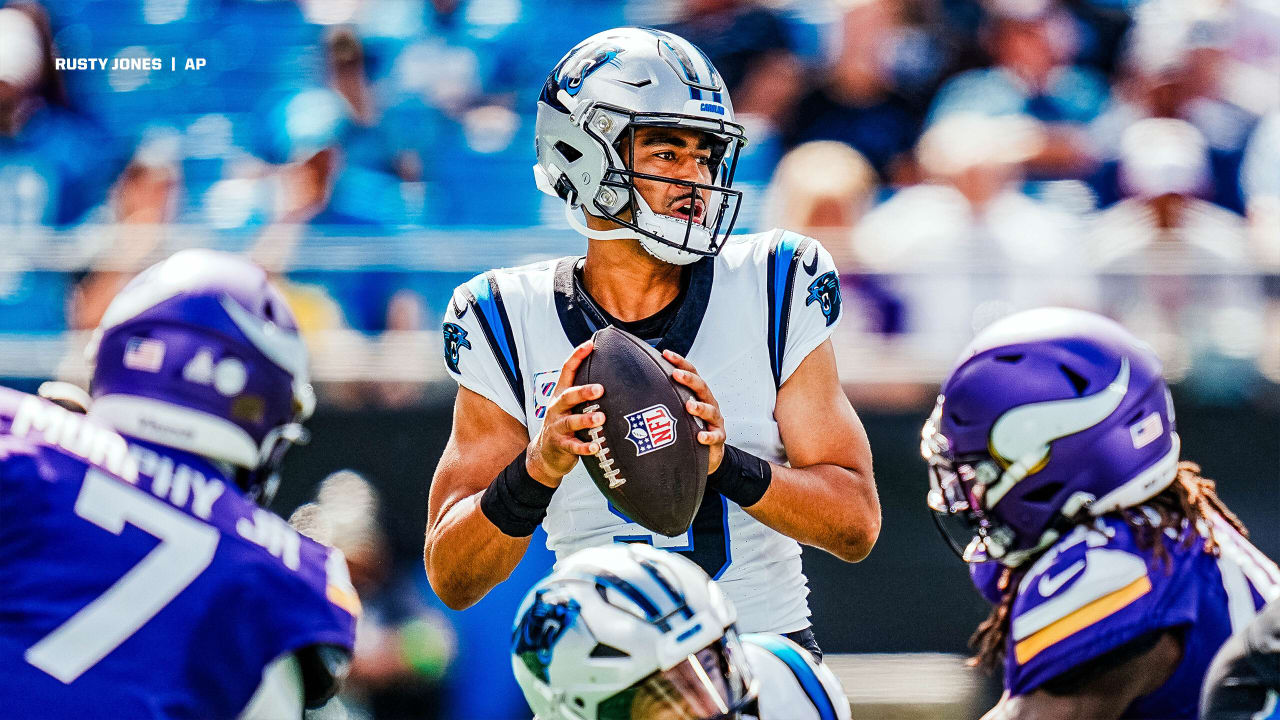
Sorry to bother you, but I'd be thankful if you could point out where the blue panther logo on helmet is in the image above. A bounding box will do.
[805,271,841,327]
[558,44,623,97]
[512,591,580,683]
[443,323,471,374]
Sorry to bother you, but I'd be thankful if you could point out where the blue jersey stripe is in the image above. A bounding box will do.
[767,232,811,387]
[748,634,837,720]
[463,273,525,408]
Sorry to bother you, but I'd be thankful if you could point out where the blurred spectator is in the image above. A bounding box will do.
[292,471,453,720]
[1241,113,1280,386]
[928,0,1108,178]
[0,2,120,226]
[660,0,804,132]
[252,87,409,229]
[326,26,420,184]
[1241,112,1280,268]
[853,113,1095,359]
[1090,0,1275,212]
[783,0,926,181]
[373,288,432,408]
[69,131,184,331]
[212,88,414,335]
[1087,117,1264,396]
[761,140,903,336]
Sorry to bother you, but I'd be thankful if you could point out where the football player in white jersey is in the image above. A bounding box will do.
[511,543,851,720]
[424,27,879,651]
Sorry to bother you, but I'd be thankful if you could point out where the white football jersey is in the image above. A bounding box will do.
[742,633,851,720]
[441,229,842,633]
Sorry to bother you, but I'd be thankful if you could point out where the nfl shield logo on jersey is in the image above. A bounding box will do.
[624,404,676,455]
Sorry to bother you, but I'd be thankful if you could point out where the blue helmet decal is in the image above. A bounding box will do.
[442,322,471,373]
[805,271,841,327]
[512,591,580,683]
[558,45,624,97]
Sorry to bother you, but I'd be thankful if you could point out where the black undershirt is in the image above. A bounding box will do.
[573,263,691,345]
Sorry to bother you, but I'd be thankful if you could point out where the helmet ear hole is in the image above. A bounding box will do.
[1059,364,1090,395]
[1022,481,1064,504]
[555,141,583,163]
[588,643,630,658]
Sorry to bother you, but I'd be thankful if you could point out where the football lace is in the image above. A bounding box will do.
[582,403,624,488]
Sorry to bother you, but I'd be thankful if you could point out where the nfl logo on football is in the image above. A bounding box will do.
[624,404,676,456]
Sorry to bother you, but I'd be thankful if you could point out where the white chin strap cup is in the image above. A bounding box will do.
[562,198,708,266]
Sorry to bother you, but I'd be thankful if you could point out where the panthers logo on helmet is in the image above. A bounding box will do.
[513,591,580,682]
[558,44,623,97]
[442,323,472,374]
[805,271,841,327]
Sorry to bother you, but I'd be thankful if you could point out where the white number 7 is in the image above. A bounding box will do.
[25,469,220,683]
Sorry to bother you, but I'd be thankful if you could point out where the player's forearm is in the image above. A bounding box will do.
[424,493,531,610]
[741,463,880,562]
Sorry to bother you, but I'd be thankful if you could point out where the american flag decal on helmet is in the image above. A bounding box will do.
[624,404,676,456]
[123,337,165,373]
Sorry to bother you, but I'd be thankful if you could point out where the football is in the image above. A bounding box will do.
[573,326,708,537]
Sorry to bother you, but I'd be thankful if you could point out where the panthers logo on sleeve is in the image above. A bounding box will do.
[443,322,472,374]
[805,271,841,327]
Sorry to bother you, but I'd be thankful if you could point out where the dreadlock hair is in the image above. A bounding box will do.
[969,461,1249,674]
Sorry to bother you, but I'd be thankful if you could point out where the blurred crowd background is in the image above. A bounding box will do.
[0,0,1277,717]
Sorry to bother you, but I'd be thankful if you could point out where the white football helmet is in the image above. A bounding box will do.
[512,543,757,720]
[533,27,748,265]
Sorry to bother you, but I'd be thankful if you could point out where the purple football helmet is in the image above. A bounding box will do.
[86,249,314,505]
[922,307,1181,567]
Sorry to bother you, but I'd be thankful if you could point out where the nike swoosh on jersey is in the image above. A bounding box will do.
[1013,549,1148,642]
[1038,559,1085,597]
[615,77,652,88]
[802,250,819,276]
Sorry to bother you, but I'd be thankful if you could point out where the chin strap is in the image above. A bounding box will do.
[562,200,641,241]
[559,186,710,267]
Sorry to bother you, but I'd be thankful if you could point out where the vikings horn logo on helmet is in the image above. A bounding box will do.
[983,358,1130,508]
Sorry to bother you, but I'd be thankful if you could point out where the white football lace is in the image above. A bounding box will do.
[582,403,624,488]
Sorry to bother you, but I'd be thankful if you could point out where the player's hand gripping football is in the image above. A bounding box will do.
[662,350,726,474]
[526,340,607,488]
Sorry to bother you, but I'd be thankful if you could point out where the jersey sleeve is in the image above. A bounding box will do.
[742,633,851,720]
[244,536,360,708]
[442,272,527,425]
[763,231,843,388]
[1004,521,1199,697]
[1201,598,1280,718]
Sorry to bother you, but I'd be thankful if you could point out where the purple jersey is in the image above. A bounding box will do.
[0,388,358,719]
[995,514,1278,717]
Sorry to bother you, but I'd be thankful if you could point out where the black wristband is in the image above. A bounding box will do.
[707,444,773,508]
[480,450,556,537]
